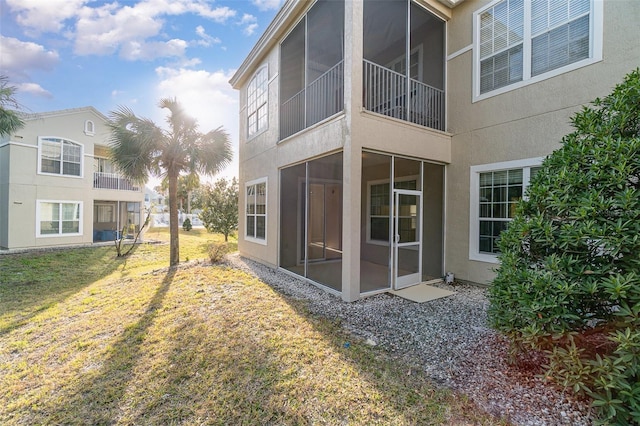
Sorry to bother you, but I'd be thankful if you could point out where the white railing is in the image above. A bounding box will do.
[280,60,344,140]
[306,61,344,127]
[363,59,444,131]
[93,172,139,191]
[281,88,305,140]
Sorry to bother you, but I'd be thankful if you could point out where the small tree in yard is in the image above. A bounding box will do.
[488,69,640,425]
[200,177,238,242]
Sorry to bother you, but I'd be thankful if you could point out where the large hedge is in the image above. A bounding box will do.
[488,69,640,425]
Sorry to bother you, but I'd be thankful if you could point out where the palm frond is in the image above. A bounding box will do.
[194,126,233,177]
[0,76,25,137]
[107,105,164,184]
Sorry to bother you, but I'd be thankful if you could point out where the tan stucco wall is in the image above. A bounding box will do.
[445,0,640,284]
[1,108,144,250]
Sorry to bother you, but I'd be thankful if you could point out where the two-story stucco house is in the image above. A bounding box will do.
[0,107,145,250]
[230,0,640,302]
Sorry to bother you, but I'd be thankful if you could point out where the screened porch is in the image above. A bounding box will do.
[363,0,446,131]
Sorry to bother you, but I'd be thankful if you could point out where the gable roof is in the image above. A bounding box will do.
[20,106,108,123]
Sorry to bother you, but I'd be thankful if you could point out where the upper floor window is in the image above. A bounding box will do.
[94,157,116,174]
[474,0,602,100]
[247,67,268,138]
[38,137,83,177]
[84,120,95,136]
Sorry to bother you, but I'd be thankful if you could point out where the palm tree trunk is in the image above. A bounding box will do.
[168,172,180,266]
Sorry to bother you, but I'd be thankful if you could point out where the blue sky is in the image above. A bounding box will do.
[0,0,282,180]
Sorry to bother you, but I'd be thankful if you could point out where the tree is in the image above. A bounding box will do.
[199,177,238,242]
[157,173,200,213]
[108,98,232,266]
[488,69,640,424]
[0,76,25,137]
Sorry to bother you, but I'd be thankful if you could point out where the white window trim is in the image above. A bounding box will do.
[37,136,84,179]
[245,177,268,245]
[84,120,95,136]
[469,157,544,263]
[247,65,269,140]
[366,175,419,246]
[36,200,83,238]
[472,0,603,102]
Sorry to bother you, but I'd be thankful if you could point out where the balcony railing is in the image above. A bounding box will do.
[363,59,444,131]
[280,60,344,140]
[93,172,139,191]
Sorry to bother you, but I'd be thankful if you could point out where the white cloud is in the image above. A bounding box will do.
[5,0,88,35]
[243,23,259,36]
[155,66,239,178]
[251,0,282,12]
[16,82,53,98]
[238,14,258,36]
[120,39,188,61]
[195,25,221,47]
[8,0,238,60]
[74,3,164,56]
[0,36,59,80]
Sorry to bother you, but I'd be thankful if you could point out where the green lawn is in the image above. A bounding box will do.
[0,228,503,425]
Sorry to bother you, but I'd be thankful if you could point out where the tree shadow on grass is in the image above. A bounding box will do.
[37,268,175,425]
[0,245,138,336]
[223,257,502,425]
[117,266,470,425]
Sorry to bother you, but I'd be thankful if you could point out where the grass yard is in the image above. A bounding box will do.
[0,228,502,425]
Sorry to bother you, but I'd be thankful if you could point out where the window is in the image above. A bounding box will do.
[247,67,268,138]
[470,159,542,262]
[367,178,417,244]
[246,178,267,242]
[37,201,82,237]
[474,0,602,99]
[38,137,83,177]
[94,157,115,174]
[84,120,95,136]
[95,204,114,223]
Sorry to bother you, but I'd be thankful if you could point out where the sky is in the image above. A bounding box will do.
[0,0,282,183]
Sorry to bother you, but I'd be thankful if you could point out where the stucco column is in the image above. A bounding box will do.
[341,0,363,302]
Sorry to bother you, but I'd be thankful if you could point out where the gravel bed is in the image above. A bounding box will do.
[224,254,594,425]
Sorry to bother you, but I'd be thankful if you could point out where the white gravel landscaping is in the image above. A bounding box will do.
[225,253,594,426]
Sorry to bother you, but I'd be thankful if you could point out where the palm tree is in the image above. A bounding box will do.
[0,76,25,137]
[108,98,232,266]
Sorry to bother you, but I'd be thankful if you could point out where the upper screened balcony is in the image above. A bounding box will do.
[278,0,445,140]
[364,1,445,131]
[280,0,345,140]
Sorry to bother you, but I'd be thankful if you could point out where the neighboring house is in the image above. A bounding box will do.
[144,186,167,212]
[230,0,639,302]
[0,107,145,250]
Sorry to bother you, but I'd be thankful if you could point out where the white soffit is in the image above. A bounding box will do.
[437,0,466,7]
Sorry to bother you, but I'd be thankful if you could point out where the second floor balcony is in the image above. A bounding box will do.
[278,0,445,140]
[93,171,140,191]
[363,60,444,131]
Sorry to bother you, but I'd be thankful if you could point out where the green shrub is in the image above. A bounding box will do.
[182,217,192,231]
[488,69,640,425]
